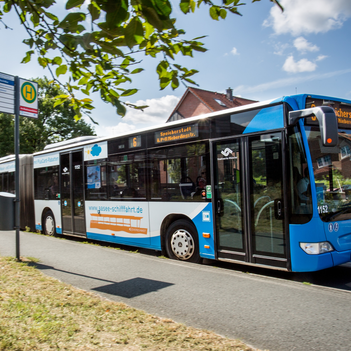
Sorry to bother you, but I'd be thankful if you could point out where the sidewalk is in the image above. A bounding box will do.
[1,231,351,351]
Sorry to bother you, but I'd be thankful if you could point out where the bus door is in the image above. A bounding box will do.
[60,150,86,236]
[212,132,288,269]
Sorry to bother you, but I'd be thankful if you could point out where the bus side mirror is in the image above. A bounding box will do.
[289,106,338,147]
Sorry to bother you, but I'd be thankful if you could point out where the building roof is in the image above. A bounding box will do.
[167,87,258,122]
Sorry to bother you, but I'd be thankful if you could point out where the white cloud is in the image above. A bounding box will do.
[231,47,239,56]
[101,122,136,137]
[293,37,319,52]
[283,56,317,73]
[124,95,179,124]
[263,0,351,36]
[273,42,290,56]
[316,55,327,61]
[97,95,180,137]
[232,68,351,95]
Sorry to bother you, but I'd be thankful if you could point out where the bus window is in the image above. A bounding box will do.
[85,162,107,200]
[86,152,147,201]
[34,166,59,200]
[289,126,312,223]
[8,172,15,194]
[107,152,147,200]
[149,142,209,201]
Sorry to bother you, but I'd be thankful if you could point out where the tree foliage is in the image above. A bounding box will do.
[0,0,282,120]
[0,77,95,157]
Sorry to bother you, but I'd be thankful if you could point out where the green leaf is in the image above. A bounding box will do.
[156,60,169,77]
[171,76,179,89]
[220,9,227,19]
[21,51,34,64]
[78,76,90,85]
[179,0,190,14]
[43,11,59,23]
[184,77,198,85]
[96,65,104,75]
[125,17,144,49]
[141,6,173,31]
[3,2,12,13]
[52,56,63,65]
[88,2,101,21]
[66,0,85,10]
[191,45,207,53]
[79,98,93,103]
[134,105,149,110]
[104,0,129,27]
[114,99,126,116]
[144,22,154,39]
[131,68,144,74]
[160,77,171,90]
[209,6,219,20]
[58,12,86,29]
[121,88,138,96]
[38,57,48,68]
[56,64,68,77]
[153,0,172,18]
[30,12,40,27]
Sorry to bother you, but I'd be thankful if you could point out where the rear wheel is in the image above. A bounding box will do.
[165,220,201,263]
[43,210,56,236]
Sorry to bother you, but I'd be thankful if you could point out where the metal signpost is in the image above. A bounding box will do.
[0,72,38,261]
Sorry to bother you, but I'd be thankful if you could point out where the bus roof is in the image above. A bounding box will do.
[32,93,351,155]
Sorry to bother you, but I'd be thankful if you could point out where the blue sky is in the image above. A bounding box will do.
[0,0,351,137]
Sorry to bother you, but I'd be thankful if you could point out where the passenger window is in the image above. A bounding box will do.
[149,142,209,201]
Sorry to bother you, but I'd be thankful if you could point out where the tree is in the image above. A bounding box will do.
[0,76,96,157]
[0,0,282,119]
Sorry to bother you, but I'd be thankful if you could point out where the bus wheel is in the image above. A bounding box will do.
[43,211,56,236]
[165,220,201,263]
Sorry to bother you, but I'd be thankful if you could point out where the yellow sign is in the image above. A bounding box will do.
[306,98,351,129]
[19,78,38,118]
[21,82,36,103]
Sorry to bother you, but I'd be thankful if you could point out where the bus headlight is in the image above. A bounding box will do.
[300,242,334,255]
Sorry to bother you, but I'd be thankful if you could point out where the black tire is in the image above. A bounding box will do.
[165,220,201,263]
[43,210,56,236]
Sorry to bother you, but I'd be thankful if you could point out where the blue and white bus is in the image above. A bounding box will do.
[32,94,351,272]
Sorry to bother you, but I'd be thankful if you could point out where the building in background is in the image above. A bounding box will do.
[167,87,257,122]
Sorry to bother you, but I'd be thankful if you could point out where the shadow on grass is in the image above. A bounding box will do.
[28,261,174,298]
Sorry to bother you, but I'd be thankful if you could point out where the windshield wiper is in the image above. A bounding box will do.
[323,203,351,221]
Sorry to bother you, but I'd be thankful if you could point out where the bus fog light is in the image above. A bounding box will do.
[300,242,334,255]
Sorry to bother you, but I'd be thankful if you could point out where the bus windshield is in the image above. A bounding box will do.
[303,97,351,222]
[306,124,351,222]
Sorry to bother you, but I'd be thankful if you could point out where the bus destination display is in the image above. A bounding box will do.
[306,97,351,129]
[155,124,199,144]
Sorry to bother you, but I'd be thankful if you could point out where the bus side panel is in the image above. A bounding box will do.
[85,201,153,249]
[34,200,62,234]
[149,202,215,259]
[290,218,333,272]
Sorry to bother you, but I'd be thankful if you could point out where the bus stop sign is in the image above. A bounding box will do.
[19,78,38,118]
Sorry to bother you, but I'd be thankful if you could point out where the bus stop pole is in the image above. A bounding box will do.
[14,76,20,261]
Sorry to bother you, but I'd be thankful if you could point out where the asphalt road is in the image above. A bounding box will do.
[1,230,351,351]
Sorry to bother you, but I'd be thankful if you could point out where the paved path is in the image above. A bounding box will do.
[1,231,351,351]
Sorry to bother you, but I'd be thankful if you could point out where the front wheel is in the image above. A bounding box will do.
[43,210,56,236]
[165,220,201,263]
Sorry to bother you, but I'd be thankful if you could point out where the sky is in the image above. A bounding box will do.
[0,0,351,137]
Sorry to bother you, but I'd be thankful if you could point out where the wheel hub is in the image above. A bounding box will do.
[45,216,55,235]
[170,229,194,260]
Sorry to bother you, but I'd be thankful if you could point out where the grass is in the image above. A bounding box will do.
[0,256,261,351]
